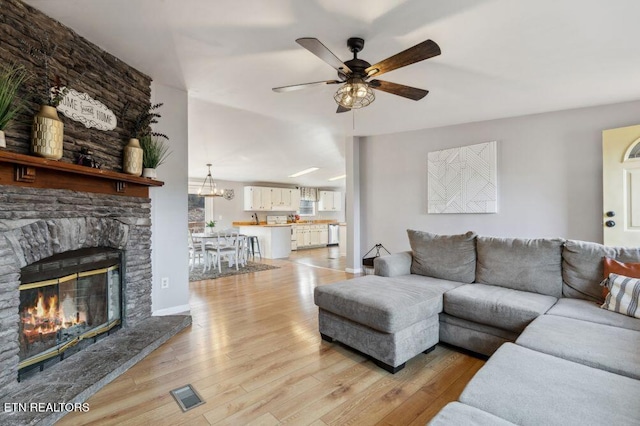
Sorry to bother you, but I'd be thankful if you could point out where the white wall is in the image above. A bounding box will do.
[150,82,190,315]
[360,99,640,255]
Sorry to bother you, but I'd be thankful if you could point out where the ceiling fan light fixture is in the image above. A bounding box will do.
[198,163,224,197]
[334,77,374,109]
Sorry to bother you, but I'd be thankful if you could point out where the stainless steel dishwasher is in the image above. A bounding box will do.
[328,223,339,246]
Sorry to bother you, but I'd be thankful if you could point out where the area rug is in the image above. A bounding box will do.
[189,261,279,282]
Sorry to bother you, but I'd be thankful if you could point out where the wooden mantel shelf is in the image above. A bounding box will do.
[0,150,164,198]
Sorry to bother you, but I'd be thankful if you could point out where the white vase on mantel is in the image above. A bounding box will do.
[0,130,5,148]
[142,168,157,179]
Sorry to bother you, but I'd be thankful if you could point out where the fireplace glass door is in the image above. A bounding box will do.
[18,248,122,371]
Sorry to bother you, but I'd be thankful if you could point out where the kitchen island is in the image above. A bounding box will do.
[236,224,292,259]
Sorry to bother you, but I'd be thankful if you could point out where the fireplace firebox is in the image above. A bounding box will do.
[18,248,123,378]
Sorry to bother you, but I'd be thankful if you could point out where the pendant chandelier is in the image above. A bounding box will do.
[198,164,224,197]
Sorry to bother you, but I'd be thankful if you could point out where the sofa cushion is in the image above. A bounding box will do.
[516,315,640,380]
[602,273,640,319]
[475,236,563,297]
[562,239,640,303]
[382,274,464,293]
[428,402,517,426]
[459,343,640,426]
[439,313,519,356]
[373,251,412,277]
[443,284,557,332]
[314,275,444,333]
[602,257,640,298]
[546,297,640,331]
[407,230,476,283]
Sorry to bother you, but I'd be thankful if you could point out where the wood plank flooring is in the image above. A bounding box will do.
[57,248,482,425]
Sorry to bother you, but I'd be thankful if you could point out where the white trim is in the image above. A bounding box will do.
[345,267,363,274]
[153,304,191,316]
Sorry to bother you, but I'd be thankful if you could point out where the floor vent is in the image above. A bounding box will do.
[170,384,205,412]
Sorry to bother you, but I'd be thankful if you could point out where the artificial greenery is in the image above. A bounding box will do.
[0,63,29,131]
[139,134,172,168]
[122,102,169,140]
[21,35,68,107]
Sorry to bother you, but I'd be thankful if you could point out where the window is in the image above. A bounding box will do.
[299,199,315,216]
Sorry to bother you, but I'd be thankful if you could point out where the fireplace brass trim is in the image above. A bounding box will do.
[78,268,109,278]
[18,319,121,370]
[19,278,61,291]
[19,265,120,290]
[80,319,121,339]
[58,273,77,284]
[18,337,81,369]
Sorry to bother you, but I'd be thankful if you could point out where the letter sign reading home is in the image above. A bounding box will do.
[56,87,117,131]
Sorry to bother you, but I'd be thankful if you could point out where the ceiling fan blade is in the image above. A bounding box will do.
[365,40,441,78]
[369,80,428,100]
[296,38,352,74]
[336,105,351,113]
[272,80,340,93]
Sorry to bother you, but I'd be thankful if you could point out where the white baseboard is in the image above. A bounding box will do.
[153,304,191,317]
[345,267,363,274]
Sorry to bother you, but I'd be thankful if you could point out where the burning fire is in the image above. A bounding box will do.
[21,292,86,341]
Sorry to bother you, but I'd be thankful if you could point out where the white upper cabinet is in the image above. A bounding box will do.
[244,186,272,211]
[244,186,298,211]
[271,188,295,210]
[318,191,342,211]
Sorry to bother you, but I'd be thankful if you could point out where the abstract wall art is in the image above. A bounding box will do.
[427,141,498,214]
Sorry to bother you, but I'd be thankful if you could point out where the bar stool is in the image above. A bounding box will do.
[246,235,262,260]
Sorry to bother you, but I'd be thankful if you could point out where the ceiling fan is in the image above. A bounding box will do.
[272,37,441,113]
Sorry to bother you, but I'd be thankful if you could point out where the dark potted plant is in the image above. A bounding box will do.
[0,63,29,149]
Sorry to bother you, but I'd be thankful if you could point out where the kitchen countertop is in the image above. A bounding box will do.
[233,220,339,227]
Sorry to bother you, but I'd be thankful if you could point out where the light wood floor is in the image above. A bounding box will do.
[58,248,483,426]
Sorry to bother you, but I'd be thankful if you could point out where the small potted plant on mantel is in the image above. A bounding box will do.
[139,134,171,179]
[122,102,170,176]
[0,63,29,149]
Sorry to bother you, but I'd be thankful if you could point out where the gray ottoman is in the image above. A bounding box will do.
[313,275,442,373]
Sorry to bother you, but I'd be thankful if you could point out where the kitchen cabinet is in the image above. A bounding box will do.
[295,224,329,248]
[271,188,295,210]
[310,226,321,246]
[296,225,311,247]
[318,190,342,211]
[244,186,299,211]
[244,186,272,211]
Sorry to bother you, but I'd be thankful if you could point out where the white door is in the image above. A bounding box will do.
[603,124,640,247]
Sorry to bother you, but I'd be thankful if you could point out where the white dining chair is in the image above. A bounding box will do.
[188,229,205,271]
[208,229,241,273]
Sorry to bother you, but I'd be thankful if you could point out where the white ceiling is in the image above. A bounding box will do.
[25,0,640,187]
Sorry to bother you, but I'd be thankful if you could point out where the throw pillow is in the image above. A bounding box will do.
[407,230,476,283]
[601,257,640,298]
[601,273,640,319]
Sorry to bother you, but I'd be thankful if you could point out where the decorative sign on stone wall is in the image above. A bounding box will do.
[427,141,498,214]
[56,87,117,131]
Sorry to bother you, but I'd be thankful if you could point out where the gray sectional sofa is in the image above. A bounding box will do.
[313,230,640,425]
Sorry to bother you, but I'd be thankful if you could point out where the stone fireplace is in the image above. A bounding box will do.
[0,184,154,392]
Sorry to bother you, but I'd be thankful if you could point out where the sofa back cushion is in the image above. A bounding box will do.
[407,230,476,283]
[562,240,640,303]
[476,236,564,297]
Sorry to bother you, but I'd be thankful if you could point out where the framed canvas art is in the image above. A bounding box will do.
[427,141,497,214]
